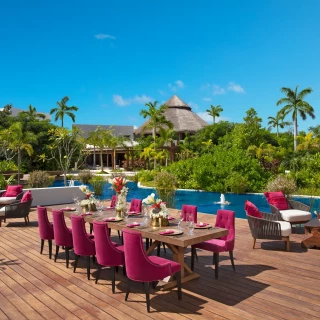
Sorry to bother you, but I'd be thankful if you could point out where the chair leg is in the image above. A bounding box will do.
[48,240,52,259]
[95,264,102,284]
[213,252,219,279]
[146,238,149,250]
[157,243,161,256]
[176,271,182,300]
[66,248,70,268]
[90,223,93,234]
[92,255,96,263]
[195,250,198,261]
[87,256,91,280]
[73,254,79,273]
[144,282,151,313]
[123,265,126,276]
[117,230,121,240]
[54,245,59,262]
[229,251,235,271]
[111,266,116,294]
[24,217,28,225]
[27,216,30,222]
[162,243,166,253]
[286,238,290,252]
[125,279,131,301]
[191,247,195,271]
[252,238,256,249]
[40,239,44,254]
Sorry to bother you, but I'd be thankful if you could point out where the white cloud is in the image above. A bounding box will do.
[94,33,116,40]
[228,82,245,93]
[113,94,153,106]
[203,97,212,102]
[197,112,228,124]
[188,101,199,111]
[213,85,225,95]
[168,80,184,92]
[113,94,128,106]
[158,90,166,96]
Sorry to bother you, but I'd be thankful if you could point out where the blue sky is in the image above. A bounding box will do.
[0,0,319,131]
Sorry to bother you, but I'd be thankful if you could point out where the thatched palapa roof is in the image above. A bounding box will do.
[134,95,207,135]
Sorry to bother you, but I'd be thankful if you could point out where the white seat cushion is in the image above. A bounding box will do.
[280,209,312,223]
[276,221,292,237]
[0,197,16,205]
[0,206,5,217]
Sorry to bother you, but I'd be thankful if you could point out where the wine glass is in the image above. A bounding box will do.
[188,221,195,235]
[177,211,184,230]
[123,205,129,222]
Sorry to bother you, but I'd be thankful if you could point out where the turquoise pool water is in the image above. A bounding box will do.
[51,180,318,219]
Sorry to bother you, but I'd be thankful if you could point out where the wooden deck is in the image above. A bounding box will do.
[1,207,320,319]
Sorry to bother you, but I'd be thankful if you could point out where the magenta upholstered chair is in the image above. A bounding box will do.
[107,195,117,209]
[182,204,198,223]
[93,221,125,292]
[52,209,74,268]
[37,206,54,259]
[123,228,182,312]
[191,209,235,279]
[71,215,96,280]
[128,198,142,213]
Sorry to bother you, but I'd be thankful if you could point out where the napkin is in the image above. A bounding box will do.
[61,207,76,211]
[168,216,175,220]
[103,217,116,221]
[196,222,209,227]
[159,229,175,235]
[126,222,140,228]
[106,206,114,210]
[128,211,140,215]
[81,212,93,216]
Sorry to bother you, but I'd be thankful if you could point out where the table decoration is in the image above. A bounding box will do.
[143,193,170,227]
[109,176,128,218]
[79,185,97,212]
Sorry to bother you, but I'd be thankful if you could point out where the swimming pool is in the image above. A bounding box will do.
[51,180,318,219]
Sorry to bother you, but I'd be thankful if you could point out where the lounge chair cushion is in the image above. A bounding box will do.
[2,185,23,197]
[264,191,289,210]
[245,200,262,218]
[21,190,32,202]
[276,221,292,237]
[0,197,17,205]
[279,209,312,223]
[0,206,5,217]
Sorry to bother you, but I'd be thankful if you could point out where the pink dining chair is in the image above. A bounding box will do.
[191,209,235,279]
[37,206,54,259]
[129,198,142,214]
[123,228,182,312]
[109,195,117,208]
[71,215,96,280]
[52,209,74,268]
[182,204,198,223]
[93,221,125,293]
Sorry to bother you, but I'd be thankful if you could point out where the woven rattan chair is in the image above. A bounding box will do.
[0,199,33,227]
[246,211,292,251]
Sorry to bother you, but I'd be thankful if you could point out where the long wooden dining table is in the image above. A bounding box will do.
[49,205,228,290]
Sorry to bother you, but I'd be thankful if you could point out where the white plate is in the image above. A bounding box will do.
[159,229,183,236]
[103,217,123,222]
[194,223,212,229]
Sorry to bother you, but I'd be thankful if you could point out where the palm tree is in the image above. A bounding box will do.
[109,135,127,170]
[139,101,173,168]
[140,146,156,170]
[277,86,315,150]
[21,104,46,120]
[267,113,292,137]
[87,129,101,168]
[158,127,175,165]
[50,96,78,127]
[93,127,113,171]
[0,122,36,184]
[206,105,223,124]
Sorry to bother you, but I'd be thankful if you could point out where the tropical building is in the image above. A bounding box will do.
[134,95,208,140]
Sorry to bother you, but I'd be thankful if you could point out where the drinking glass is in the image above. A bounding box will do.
[177,211,184,230]
[187,212,193,225]
[123,206,129,222]
[188,222,195,235]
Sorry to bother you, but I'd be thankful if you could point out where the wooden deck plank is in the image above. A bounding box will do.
[0,207,320,319]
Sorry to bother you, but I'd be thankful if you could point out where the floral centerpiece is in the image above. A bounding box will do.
[143,193,169,227]
[79,185,96,212]
[109,176,128,193]
[115,186,128,218]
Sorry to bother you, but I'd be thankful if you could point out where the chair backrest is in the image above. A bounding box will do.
[52,209,73,247]
[123,228,171,282]
[71,215,95,256]
[129,199,142,213]
[215,209,235,249]
[264,191,289,210]
[110,195,117,208]
[37,206,54,240]
[93,221,124,266]
[2,185,23,197]
[22,190,32,203]
[5,199,33,218]
[182,205,197,223]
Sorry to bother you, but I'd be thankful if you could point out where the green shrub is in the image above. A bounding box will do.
[78,170,93,184]
[89,175,107,195]
[0,174,17,190]
[137,170,157,183]
[0,160,18,173]
[28,171,52,188]
[66,174,74,180]
[265,174,297,197]
[226,173,249,194]
[154,172,177,208]
[126,174,138,183]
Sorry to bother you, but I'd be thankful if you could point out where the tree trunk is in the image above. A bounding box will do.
[17,148,21,185]
[63,171,67,186]
[294,117,298,151]
[62,118,64,128]
[107,152,109,169]
[100,151,103,172]
[93,146,96,167]
[276,126,279,137]
[213,116,215,124]
[113,149,116,170]
[153,127,156,169]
